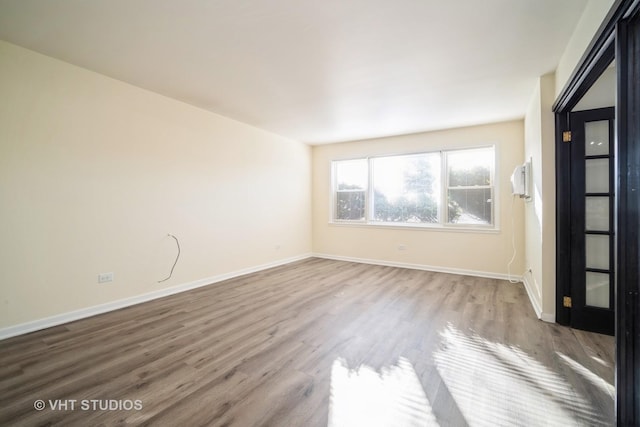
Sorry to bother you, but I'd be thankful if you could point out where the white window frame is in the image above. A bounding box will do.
[330,145,497,231]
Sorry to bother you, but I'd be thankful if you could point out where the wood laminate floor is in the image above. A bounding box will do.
[0,258,615,426]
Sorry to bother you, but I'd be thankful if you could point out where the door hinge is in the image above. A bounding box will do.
[563,296,572,308]
[563,131,572,142]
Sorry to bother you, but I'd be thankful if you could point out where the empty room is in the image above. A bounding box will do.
[1,0,639,426]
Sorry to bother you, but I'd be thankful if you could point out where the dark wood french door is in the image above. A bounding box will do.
[568,107,615,335]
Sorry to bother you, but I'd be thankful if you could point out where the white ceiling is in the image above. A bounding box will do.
[0,0,587,144]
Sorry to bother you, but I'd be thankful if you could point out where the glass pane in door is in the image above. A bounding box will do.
[585,197,609,231]
[586,234,609,270]
[584,120,609,155]
[585,158,609,193]
[586,272,610,308]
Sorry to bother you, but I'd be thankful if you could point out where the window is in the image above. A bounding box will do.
[331,146,495,229]
[371,153,440,224]
[334,159,368,221]
[446,148,493,225]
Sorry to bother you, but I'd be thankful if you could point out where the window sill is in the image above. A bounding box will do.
[328,221,500,234]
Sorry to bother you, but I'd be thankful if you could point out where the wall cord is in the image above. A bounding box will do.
[507,195,520,284]
[158,234,180,283]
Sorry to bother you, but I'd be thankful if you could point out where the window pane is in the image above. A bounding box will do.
[446,147,494,225]
[586,234,609,270]
[585,197,609,231]
[584,120,609,156]
[586,272,610,308]
[448,188,492,224]
[335,159,367,190]
[585,158,609,193]
[336,191,365,220]
[447,148,492,187]
[372,153,440,223]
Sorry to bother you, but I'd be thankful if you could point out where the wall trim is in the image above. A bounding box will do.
[2,252,554,340]
[522,273,543,319]
[540,312,556,323]
[0,253,313,341]
[315,254,553,321]
[313,253,523,282]
[521,272,555,323]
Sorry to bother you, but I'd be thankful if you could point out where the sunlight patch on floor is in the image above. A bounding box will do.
[589,354,611,368]
[433,324,608,427]
[328,357,439,427]
[557,352,615,399]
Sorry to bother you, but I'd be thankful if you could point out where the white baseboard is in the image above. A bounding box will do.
[320,255,556,324]
[540,312,556,323]
[315,254,559,322]
[313,253,523,282]
[1,253,554,340]
[522,273,543,319]
[521,272,555,323]
[0,253,312,341]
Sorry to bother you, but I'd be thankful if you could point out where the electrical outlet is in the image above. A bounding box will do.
[98,272,114,284]
[398,244,407,251]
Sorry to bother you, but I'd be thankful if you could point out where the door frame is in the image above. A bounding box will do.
[553,0,640,424]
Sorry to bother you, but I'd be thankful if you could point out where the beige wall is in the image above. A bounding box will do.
[2,0,614,333]
[0,41,312,330]
[312,121,525,278]
[555,0,615,97]
[523,73,556,321]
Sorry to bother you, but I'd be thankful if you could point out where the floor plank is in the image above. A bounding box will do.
[0,258,615,426]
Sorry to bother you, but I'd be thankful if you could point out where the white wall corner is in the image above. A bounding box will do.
[522,271,544,320]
